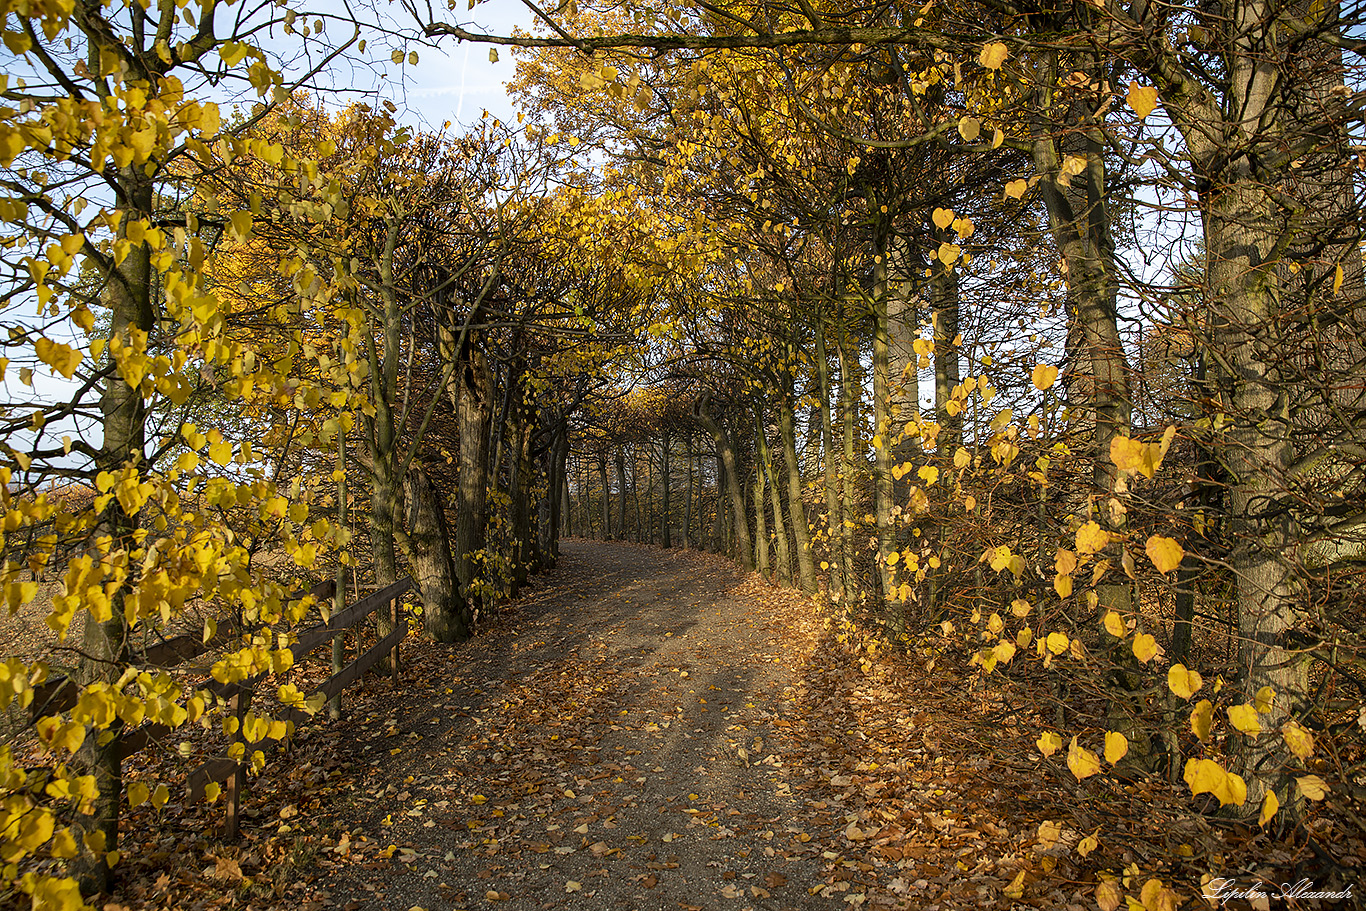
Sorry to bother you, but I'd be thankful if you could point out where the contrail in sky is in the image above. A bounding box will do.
[456,42,471,122]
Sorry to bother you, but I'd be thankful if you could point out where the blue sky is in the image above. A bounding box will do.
[383,1,535,129]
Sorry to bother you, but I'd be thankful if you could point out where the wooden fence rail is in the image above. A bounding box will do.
[29,575,413,840]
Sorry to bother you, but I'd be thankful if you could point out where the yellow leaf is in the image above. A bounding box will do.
[1282,720,1314,760]
[1296,774,1328,801]
[1096,879,1123,911]
[979,41,1009,68]
[1067,736,1101,779]
[957,117,981,141]
[228,211,253,242]
[128,781,149,808]
[1167,664,1203,700]
[1031,363,1059,391]
[1054,573,1073,598]
[1140,879,1176,911]
[1255,686,1275,714]
[1037,731,1062,757]
[1002,869,1026,899]
[1104,731,1128,764]
[1077,832,1098,857]
[932,207,954,230]
[488,48,498,63]
[1258,790,1279,826]
[1010,598,1032,618]
[33,338,83,379]
[1190,699,1213,741]
[50,827,78,859]
[1333,263,1344,295]
[1075,521,1110,555]
[1004,178,1028,200]
[1109,435,1161,478]
[1055,549,1078,575]
[208,439,233,465]
[1145,535,1184,573]
[1036,819,1061,850]
[1183,758,1247,806]
[1228,703,1262,735]
[918,465,939,485]
[1046,632,1070,655]
[1102,610,1125,638]
[1127,81,1159,119]
[1131,633,1159,663]
[938,242,961,266]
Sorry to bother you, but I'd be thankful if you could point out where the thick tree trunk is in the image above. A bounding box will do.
[815,310,844,600]
[777,382,817,593]
[696,400,754,570]
[871,215,901,628]
[838,321,859,597]
[399,462,469,642]
[453,343,492,614]
[1205,179,1306,814]
[758,418,791,585]
[712,453,725,552]
[73,167,156,893]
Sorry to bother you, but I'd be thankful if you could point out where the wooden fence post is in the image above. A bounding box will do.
[390,596,400,683]
[224,687,249,840]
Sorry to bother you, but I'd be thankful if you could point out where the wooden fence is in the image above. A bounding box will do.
[30,576,413,839]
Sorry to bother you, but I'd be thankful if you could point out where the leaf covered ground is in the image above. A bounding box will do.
[96,541,1360,911]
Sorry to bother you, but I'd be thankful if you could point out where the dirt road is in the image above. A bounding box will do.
[308,540,844,911]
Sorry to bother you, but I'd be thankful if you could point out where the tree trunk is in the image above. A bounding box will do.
[683,433,693,549]
[815,308,845,600]
[777,376,817,593]
[453,341,492,615]
[758,417,791,585]
[593,453,607,538]
[838,318,860,598]
[661,430,672,548]
[73,167,156,893]
[931,252,962,453]
[399,462,469,642]
[871,211,901,628]
[697,399,753,569]
[615,448,628,541]
[752,422,770,578]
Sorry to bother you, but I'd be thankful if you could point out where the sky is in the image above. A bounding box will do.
[374,1,536,129]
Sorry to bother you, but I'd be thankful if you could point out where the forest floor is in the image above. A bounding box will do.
[100,540,1362,911]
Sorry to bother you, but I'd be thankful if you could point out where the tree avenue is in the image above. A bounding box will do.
[1,0,1362,906]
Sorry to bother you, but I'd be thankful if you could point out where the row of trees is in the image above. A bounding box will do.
[505,0,1366,890]
[2,0,1363,905]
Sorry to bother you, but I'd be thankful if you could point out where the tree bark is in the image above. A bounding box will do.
[758,416,791,585]
[399,462,469,641]
[696,398,753,570]
[661,431,672,548]
[815,308,845,600]
[777,375,817,593]
[73,166,156,893]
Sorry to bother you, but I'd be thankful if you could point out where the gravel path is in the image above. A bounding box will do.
[307,539,836,911]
